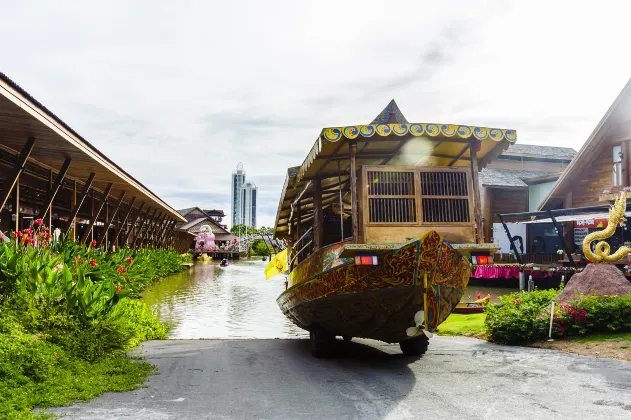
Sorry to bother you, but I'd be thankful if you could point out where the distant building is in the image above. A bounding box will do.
[230,163,257,228]
[173,207,235,253]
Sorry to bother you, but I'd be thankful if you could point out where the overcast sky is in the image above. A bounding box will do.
[2,1,630,228]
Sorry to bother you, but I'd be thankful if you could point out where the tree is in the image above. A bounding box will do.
[251,239,271,256]
[258,226,274,236]
[230,224,258,236]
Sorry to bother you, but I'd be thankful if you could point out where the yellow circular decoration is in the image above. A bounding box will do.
[440,124,457,137]
[489,128,504,141]
[409,124,425,136]
[343,126,360,139]
[360,125,375,137]
[376,124,392,136]
[473,127,489,140]
[505,130,517,141]
[392,124,408,136]
[323,128,343,142]
[426,124,440,136]
[456,125,472,138]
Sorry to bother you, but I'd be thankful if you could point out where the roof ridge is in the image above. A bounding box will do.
[370,99,409,124]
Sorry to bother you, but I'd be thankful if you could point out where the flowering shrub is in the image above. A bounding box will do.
[486,289,631,343]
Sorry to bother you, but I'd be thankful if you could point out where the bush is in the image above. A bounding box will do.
[485,289,631,344]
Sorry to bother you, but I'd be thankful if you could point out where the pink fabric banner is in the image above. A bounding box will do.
[472,265,520,279]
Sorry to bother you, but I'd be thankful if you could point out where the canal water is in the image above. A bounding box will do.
[142,261,518,339]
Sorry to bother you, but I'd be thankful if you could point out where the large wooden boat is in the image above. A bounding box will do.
[272,100,517,357]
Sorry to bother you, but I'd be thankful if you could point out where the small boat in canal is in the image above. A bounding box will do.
[271,100,517,357]
[453,294,490,314]
[220,258,229,267]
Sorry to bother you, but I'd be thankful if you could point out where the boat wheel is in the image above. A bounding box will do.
[342,336,352,342]
[310,328,336,358]
[399,335,430,357]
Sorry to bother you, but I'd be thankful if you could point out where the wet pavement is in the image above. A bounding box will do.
[50,336,631,420]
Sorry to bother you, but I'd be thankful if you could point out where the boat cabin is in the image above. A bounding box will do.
[273,101,517,271]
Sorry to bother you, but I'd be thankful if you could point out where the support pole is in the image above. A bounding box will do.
[313,179,323,250]
[65,173,95,238]
[140,211,161,248]
[13,182,19,245]
[547,209,575,268]
[498,214,523,264]
[153,215,169,247]
[144,213,165,247]
[113,197,136,246]
[80,183,113,244]
[42,158,72,225]
[349,140,359,243]
[98,191,125,248]
[123,201,144,245]
[338,160,344,242]
[0,137,35,213]
[159,220,176,248]
[132,207,155,248]
[470,141,483,243]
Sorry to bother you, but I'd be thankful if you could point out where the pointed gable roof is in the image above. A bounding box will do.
[538,78,631,210]
[371,99,409,124]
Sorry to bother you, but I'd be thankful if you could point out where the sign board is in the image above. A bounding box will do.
[574,228,589,246]
[574,218,607,229]
[492,223,527,254]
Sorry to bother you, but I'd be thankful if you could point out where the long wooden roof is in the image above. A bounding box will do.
[274,100,517,237]
[0,73,185,222]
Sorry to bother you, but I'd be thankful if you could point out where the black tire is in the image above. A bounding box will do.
[399,335,430,357]
[310,328,336,358]
[342,336,352,342]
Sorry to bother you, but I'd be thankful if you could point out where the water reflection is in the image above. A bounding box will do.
[142,260,307,339]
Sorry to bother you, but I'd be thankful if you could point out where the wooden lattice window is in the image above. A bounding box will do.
[367,171,417,223]
[420,171,470,223]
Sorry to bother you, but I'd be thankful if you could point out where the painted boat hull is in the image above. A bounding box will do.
[277,230,471,344]
[453,306,485,314]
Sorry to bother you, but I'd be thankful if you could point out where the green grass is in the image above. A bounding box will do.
[436,313,486,337]
[569,331,631,343]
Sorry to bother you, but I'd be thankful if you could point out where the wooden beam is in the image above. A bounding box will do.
[349,140,359,243]
[98,190,125,248]
[470,143,483,243]
[113,196,136,246]
[132,207,155,248]
[65,172,95,238]
[158,219,176,248]
[13,181,19,244]
[313,179,323,249]
[0,137,35,213]
[80,183,113,244]
[448,144,471,166]
[156,218,173,247]
[148,213,167,247]
[42,158,72,222]
[124,201,145,245]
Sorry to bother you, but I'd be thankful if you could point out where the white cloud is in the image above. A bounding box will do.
[1,0,630,228]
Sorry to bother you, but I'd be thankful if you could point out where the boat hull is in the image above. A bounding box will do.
[277,230,471,343]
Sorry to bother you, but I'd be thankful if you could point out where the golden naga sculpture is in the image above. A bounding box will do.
[583,191,631,262]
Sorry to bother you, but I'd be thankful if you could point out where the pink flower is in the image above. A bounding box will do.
[513,299,521,304]
[571,310,577,317]
[13,231,23,238]
[23,228,33,236]
[34,218,43,226]
[558,326,566,333]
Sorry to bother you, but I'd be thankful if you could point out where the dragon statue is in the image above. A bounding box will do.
[583,191,631,262]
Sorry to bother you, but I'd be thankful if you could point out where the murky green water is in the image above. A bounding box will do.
[142,260,307,339]
[142,260,518,339]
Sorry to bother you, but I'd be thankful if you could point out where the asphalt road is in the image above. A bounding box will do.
[50,337,631,420]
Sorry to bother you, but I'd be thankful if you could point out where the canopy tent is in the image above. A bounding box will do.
[274,100,517,238]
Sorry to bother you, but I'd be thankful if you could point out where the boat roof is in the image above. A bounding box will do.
[274,100,517,238]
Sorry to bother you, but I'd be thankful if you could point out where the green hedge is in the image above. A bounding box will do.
[485,289,631,344]
[0,222,182,418]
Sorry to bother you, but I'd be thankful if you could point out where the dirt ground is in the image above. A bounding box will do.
[531,339,631,362]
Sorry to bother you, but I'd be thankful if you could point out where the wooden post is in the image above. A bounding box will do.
[470,141,483,243]
[48,169,53,230]
[80,183,112,244]
[313,179,323,250]
[156,218,172,247]
[148,213,167,247]
[13,182,19,245]
[349,140,359,243]
[132,207,154,248]
[481,186,493,244]
[98,191,125,248]
[71,180,77,240]
[125,202,146,245]
[42,158,72,223]
[0,137,35,214]
[113,197,136,246]
[65,173,95,238]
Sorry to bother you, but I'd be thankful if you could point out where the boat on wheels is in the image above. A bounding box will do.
[272,101,517,357]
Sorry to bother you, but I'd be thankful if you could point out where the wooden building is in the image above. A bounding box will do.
[0,73,186,248]
[172,207,235,253]
[479,144,576,246]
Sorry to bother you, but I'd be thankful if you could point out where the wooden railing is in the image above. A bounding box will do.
[289,226,313,268]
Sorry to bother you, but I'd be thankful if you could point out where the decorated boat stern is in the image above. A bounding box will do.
[277,230,470,344]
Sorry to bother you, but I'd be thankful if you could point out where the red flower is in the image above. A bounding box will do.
[115,285,122,293]
[0,233,3,240]
[558,326,566,333]
[117,265,125,273]
[21,237,28,244]
[125,257,133,264]
[571,310,577,317]
[513,299,521,304]
[90,240,97,247]
[13,231,23,238]
[23,228,33,236]
[34,218,43,226]
[89,259,97,267]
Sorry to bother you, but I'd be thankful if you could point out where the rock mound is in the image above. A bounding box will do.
[557,264,631,303]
